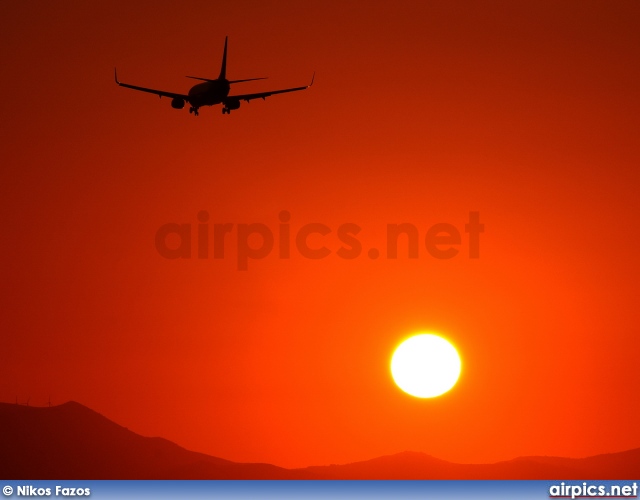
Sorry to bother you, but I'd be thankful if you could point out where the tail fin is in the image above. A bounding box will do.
[218,36,228,80]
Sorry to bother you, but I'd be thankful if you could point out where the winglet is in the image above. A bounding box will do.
[309,71,315,87]
[114,67,120,85]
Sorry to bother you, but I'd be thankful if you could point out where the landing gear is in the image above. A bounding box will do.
[222,107,231,114]
[189,106,199,116]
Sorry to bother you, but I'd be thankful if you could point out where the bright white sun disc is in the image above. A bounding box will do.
[391,334,461,398]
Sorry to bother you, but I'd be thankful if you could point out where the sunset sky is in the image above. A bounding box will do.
[2,1,640,469]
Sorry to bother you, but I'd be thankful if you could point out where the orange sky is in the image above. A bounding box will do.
[1,1,640,469]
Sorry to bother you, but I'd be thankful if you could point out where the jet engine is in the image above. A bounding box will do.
[224,98,241,111]
[171,97,185,109]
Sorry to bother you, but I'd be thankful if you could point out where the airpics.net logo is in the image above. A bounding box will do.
[154,210,484,270]
[549,482,638,499]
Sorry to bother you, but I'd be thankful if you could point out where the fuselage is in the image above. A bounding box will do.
[187,79,231,107]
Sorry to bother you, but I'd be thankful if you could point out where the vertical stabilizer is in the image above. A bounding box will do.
[218,36,228,80]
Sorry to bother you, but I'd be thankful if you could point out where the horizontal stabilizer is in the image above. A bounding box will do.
[185,76,268,84]
[229,77,268,84]
[186,76,216,82]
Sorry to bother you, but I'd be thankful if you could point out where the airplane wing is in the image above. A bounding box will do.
[114,69,189,101]
[229,72,314,103]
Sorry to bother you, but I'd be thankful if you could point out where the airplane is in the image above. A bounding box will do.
[115,36,314,116]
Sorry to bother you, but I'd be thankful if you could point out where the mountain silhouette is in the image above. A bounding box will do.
[299,449,640,479]
[0,401,304,479]
[1,401,638,479]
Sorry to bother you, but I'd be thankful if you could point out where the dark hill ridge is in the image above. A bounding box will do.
[299,449,640,479]
[1,401,638,479]
[0,401,303,479]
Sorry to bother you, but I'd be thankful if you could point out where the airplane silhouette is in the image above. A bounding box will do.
[115,37,314,116]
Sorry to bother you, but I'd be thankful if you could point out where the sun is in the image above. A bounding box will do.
[390,333,462,398]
